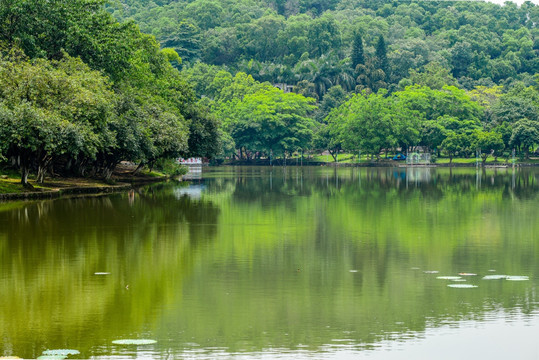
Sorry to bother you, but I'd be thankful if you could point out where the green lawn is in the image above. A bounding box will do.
[292,153,538,165]
[0,179,26,194]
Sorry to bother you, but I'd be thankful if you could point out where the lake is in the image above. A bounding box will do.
[0,166,538,359]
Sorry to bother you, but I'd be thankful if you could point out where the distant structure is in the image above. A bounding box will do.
[406,149,431,166]
[273,83,294,93]
[177,157,202,165]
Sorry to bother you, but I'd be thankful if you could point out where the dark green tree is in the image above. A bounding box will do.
[375,35,389,79]
[351,32,365,70]
[161,20,201,65]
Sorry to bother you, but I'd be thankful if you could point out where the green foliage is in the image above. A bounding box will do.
[440,131,463,163]
[154,158,189,176]
[406,62,458,90]
[471,130,505,163]
[510,119,539,158]
[351,32,364,70]
[0,55,115,184]
[375,35,388,77]
[221,84,316,158]
[311,124,341,161]
[328,90,417,158]
[111,0,539,92]
[0,0,219,182]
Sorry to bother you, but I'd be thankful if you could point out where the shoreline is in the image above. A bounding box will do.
[0,176,170,201]
[222,160,538,167]
[2,161,537,200]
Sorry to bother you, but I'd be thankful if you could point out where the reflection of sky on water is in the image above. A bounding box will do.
[98,311,539,359]
[173,184,205,200]
[361,311,539,360]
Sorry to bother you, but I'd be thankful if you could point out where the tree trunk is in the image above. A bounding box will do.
[19,152,33,188]
[21,165,32,188]
[103,167,113,181]
[133,162,145,175]
[329,149,337,162]
[37,155,53,183]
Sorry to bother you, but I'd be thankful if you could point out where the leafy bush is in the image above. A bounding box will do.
[155,158,189,176]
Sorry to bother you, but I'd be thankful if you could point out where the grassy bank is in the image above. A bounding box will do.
[0,164,174,198]
[226,152,539,166]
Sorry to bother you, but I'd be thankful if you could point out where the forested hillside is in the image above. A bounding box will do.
[1,0,538,183]
[111,0,539,94]
[109,0,539,162]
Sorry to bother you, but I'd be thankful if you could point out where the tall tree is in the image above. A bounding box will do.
[351,32,365,70]
[375,35,389,79]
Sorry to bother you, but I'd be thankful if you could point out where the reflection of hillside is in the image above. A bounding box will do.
[159,166,538,355]
[0,187,220,358]
[0,167,537,358]
[207,167,537,205]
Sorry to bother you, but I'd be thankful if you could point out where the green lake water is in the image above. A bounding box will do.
[0,166,538,359]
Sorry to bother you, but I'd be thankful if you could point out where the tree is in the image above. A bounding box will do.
[294,52,352,99]
[406,62,458,90]
[394,85,483,123]
[450,41,473,78]
[355,57,387,95]
[328,90,395,160]
[311,124,341,161]
[440,131,462,164]
[184,106,221,159]
[0,55,115,185]
[471,130,505,164]
[420,121,447,155]
[375,35,389,79]
[510,119,539,159]
[221,86,316,159]
[160,20,201,65]
[316,85,347,122]
[351,32,365,70]
[491,85,539,124]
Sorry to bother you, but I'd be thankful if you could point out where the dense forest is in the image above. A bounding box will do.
[0,0,219,186]
[111,0,539,90]
[1,0,539,186]
[109,0,539,162]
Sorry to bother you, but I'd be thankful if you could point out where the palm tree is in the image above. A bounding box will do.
[294,51,356,99]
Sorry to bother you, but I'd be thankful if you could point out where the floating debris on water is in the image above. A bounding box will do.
[452,279,467,282]
[488,269,496,272]
[112,339,157,345]
[37,356,67,360]
[436,276,462,280]
[506,276,529,281]
[482,275,508,280]
[94,272,110,275]
[349,270,358,273]
[411,267,421,270]
[458,273,477,276]
[447,284,478,288]
[423,271,439,274]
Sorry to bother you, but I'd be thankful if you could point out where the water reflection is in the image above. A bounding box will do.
[0,167,537,359]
